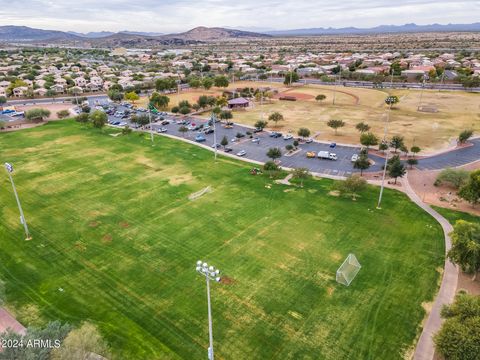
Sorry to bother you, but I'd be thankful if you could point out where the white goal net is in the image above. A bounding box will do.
[336,254,361,286]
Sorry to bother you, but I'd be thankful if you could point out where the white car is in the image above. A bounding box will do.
[236,150,246,157]
[305,138,313,143]
[283,134,293,140]
[252,137,260,143]
[351,154,359,162]
[157,127,168,133]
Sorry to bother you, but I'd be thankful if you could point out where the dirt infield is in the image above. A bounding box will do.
[273,91,315,101]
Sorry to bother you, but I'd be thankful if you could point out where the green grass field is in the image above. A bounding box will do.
[432,206,480,225]
[0,121,444,359]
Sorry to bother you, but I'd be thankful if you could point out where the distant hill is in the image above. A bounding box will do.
[0,25,81,41]
[67,31,115,38]
[162,26,272,41]
[265,22,480,36]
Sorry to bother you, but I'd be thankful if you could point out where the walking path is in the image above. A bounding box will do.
[403,174,458,360]
[0,307,26,335]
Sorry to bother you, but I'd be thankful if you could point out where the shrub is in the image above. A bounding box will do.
[435,168,469,189]
[458,129,474,144]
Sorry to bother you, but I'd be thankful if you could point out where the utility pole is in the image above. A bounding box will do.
[147,101,154,145]
[4,163,31,240]
[212,113,217,162]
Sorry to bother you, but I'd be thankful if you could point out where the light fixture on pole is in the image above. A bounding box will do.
[195,260,221,360]
[4,163,31,240]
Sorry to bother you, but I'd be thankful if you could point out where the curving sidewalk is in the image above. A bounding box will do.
[403,174,458,360]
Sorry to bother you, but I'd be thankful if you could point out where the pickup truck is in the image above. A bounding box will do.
[318,151,338,160]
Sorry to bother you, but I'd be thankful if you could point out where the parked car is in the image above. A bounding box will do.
[157,127,168,133]
[270,132,281,138]
[306,151,316,158]
[252,137,260,143]
[283,134,293,140]
[195,134,206,142]
[204,128,214,134]
[351,154,359,162]
[223,147,233,152]
[161,120,170,125]
[211,143,221,149]
[329,142,337,148]
[236,150,246,157]
[305,138,313,143]
[253,128,263,133]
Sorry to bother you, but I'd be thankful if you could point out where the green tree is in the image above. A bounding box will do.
[56,109,70,119]
[266,147,282,161]
[188,77,202,89]
[407,158,418,169]
[133,114,150,126]
[254,120,268,130]
[327,119,345,135]
[179,106,191,115]
[268,112,284,127]
[435,168,469,189]
[51,322,110,360]
[283,71,299,85]
[75,113,89,123]
[202,77,214,90]
[125,91,139,103]
[458,129,474,144]
[89,110,107,129]
[216,96,228,107]
[155,77,177,91]
[107,89,124,102]
[149,92,170,110]
[360,132,379,149]
[219,110,233,122]
[410,146,421,157]
[122,125,132,135]
[458,170,480,207]
[264,161,280,178]
[387,155,406,184]
[354,154,370,176]
[355,122,370,133]
[298,127,311,139]
[334,175,367,200]
[315,94,326,102]
[379,141,388,153]
[389,135,405,153]
[25,108,51,121]
[197,95,209,108]
[213,75,229,88]
[434,293,480,360]
[220,135,228,148]
[0,96,6,105]
[178,125,188,137]
[292,167,310,187]
[447,220,480,280]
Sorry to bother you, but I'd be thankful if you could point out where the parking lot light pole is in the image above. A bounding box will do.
[4,163,31,240]
[196,260,221,360]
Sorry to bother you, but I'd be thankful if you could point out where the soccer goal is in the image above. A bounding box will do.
[336,254,361,286]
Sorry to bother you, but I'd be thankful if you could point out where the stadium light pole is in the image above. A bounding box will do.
[196,260,221,360]
[212,112,218,162]
[376,97,395,210]
[147,100,154,145]
[4,163,31,240]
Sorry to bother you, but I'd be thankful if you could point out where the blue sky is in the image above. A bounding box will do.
[0,0,478,33]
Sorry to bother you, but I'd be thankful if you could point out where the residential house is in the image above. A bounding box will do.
[13,86,29,97]
[74,77,87,87]
[0,87,6,97]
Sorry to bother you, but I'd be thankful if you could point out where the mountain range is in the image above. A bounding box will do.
[0,22,479,45]
[265,22,480,36]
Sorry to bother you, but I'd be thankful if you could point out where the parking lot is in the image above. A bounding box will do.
[88,98,385,176]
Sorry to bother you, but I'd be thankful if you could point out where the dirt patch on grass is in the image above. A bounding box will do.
[75,242,86,251]
[102,234,112,243]
[327,287,335,296]
[221,276,236,285]
[168,173,194,185]
[328,190,340,197]
[89,221,99,228]
[119,221,130,228]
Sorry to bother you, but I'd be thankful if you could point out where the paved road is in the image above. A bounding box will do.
[416,139,480,170]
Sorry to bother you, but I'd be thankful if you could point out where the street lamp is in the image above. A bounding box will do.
[147,101,155,145]
[4,163,31,240]
[211,113,218,162]
[195,260,221,360]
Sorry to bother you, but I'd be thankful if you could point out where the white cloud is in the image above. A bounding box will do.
[0,0,477,32]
